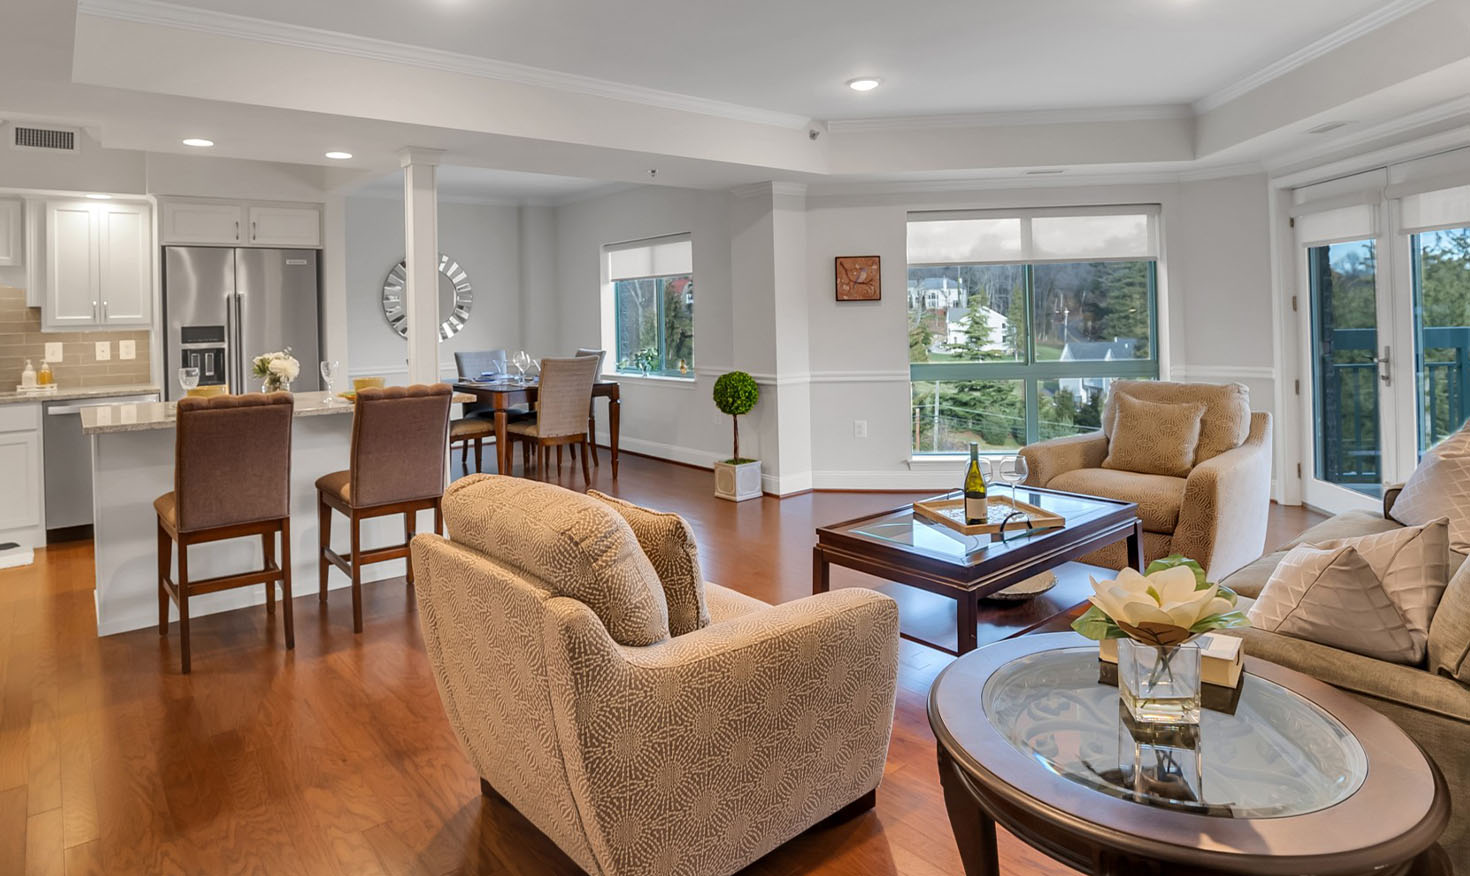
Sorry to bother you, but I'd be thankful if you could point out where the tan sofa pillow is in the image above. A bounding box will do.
[441,475,670,646]
[1101,393,1206,478]
[1429,560,1470,684]
[1104,380,1251,464]
[1392,420,1470,554]
[589,490,710,637]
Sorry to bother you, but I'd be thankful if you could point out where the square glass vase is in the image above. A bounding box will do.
[1117,638,1202,725]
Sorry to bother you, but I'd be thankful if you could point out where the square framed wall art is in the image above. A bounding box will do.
[835,256,881,301]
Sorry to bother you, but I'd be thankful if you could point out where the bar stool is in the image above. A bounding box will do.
[155,392,295,674]
[317,384,453,633]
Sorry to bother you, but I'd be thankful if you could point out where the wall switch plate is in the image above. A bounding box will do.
[119,340,136,360]
[44,342,63,362]
[853,419,868,439]
[94,341,111,361]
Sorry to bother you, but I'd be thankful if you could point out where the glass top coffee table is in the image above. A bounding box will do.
[814,487,1142,654]
[929,633,1451,875]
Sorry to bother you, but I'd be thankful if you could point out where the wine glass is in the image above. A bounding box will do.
[998,456,1029,504]
[320,360,340,403]
[511,350,532,383]
[178,366,200,393]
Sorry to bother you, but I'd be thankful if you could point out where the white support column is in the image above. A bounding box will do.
[400,148,444,385]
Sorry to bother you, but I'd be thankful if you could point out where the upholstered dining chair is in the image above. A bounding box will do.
[573,347,607,467]
[509,355,599,486]
[316,384,452,633]
[156,392,295,673]
[454,349,509,381]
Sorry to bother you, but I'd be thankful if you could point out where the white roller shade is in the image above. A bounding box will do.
[1401,183,1470,234]
[906,217,1023,264]
[607,235,692,280]
[1294,204,1377,247]
[1031,213,1155,262]
[907,206,1158,265]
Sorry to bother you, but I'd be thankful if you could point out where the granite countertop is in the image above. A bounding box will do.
[81,390,476,435]
[0,384,162,406]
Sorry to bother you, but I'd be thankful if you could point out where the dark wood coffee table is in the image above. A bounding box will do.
[930,633,1452,876]
[813,487,1142,654]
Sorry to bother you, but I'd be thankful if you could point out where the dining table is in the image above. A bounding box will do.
[451,378,621,478]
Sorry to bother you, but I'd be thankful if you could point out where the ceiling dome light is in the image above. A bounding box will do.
[324,151,353,160]
[847,77,881,92]
[181,138,214,148]
[84,193,112,199]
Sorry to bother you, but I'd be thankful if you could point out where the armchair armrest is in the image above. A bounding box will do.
[1174,412,1273,581]
[541,588,898,876]
[1019,431,1108,487]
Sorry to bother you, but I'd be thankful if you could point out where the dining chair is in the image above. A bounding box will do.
[454,349,509,381]
[155,392,295,673]
[316,384,452,633]
[508,355,600,486]
[574,348,606,467]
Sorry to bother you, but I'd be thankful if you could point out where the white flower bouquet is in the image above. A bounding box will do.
[252,348,300,393]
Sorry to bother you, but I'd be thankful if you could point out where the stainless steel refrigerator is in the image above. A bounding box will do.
[163,247,322,400]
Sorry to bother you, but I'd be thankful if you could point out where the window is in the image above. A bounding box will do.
[1412,226,1470,452]
[907,208,1159,454]
[607,236,694,378]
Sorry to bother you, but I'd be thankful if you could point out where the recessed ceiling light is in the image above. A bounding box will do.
[847,77,881,92]
[84,193,112,199]
[1025,169,1065,175]
[181,138,214,148]
[324,151,353,160]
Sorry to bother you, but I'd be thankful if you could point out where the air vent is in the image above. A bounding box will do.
[11,125,78,153]
[1307,121,1349,135]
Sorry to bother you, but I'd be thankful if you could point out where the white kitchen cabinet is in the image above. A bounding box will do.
[0,198,20,267]
[43,200,153,330]
[161,200,244,245]
[0,404,43,543]
[247,205,321,247]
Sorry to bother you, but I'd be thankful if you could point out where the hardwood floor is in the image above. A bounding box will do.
[0,451,1324,876]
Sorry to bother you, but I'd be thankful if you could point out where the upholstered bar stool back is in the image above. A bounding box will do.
[155,392,296,673]
[317,383,453,633]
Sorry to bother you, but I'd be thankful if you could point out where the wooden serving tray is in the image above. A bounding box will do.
[913,493,1066,540]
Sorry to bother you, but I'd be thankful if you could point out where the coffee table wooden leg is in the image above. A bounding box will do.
[1126,520,1145,572]
[938,746,1000,876]
[812,547,830,594]
[957,592,978,654]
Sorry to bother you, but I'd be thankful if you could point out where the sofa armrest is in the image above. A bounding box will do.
[1384,483,1405,519]
[541,588,899,876]
[1019,431,1108,487]
[1174,412,1273,581]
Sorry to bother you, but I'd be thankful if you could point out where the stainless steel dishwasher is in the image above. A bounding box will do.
[43,393,159,541]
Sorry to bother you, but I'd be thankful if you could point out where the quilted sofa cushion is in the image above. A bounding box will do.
[589,490,710,636]
[1103,380,1251,465]
[1102,393,1206,478]
[442,475,670,646]
[1048,467,1186,533]
[1393,419,1470,555]
[1430,560,1470,684]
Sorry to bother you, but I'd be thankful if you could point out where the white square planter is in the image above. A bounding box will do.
[714,460,762,502]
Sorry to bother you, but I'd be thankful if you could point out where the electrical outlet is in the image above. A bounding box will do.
[44,342,63,362]
[853,419,868,439]
[118,340,136,360]
[94,341,111,361]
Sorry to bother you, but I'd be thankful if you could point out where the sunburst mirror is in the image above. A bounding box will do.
[381,253,473,340]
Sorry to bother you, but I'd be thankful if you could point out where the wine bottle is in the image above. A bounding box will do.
[964,442,987,525]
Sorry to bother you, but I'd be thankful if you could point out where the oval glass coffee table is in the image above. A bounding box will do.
[929,633,1451,875]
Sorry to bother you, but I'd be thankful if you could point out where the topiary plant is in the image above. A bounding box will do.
[712,371,759,463]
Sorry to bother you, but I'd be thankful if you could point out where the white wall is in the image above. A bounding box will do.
[345,195,522,381]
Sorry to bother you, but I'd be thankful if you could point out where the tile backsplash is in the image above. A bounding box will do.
[0,286,152,388]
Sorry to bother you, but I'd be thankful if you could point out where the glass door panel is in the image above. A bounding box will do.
[1411,227,1470,452]
[1307,240,1382,498]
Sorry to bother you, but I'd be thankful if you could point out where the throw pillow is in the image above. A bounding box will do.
[1392,420,1470,554]
[1102,393,1206,478]
[589,490,710,636]
[1428,559,1470,684]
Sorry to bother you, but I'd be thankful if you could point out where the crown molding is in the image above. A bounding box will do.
[825,104,1192,134]
[1177,161,1266,182]
[1265,93,1470,183]
[1193,0,1438,114]
[77,0,812,131]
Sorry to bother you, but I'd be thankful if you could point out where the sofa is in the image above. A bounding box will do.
[1020,380,1273,581]
[409,475,901,876]
[1223,486,1470,865]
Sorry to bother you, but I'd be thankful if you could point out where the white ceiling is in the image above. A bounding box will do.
[157,0,1391,118]
[349,165,635,204]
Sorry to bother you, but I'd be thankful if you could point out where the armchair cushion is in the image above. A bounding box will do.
[1104,380,1251,464]
[589,490,710,636]
[1101,393,1206,478]
[1048,467,1186,532]
[1391,419,1470,554]
[442,475,671,646]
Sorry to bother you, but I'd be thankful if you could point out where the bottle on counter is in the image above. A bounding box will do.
[963,441,988,525]
[20,359,36,389]
[37,360,54,386]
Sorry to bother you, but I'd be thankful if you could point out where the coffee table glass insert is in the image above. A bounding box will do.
[983,647,1368,819]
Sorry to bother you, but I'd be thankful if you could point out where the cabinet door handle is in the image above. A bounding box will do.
[92,300,98,320]
[251,220,257,241]
[234,220,240,241]
[102,301,109,321]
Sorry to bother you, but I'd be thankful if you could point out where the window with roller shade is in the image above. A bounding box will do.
[606,235,694,378]
[907,207,1160,454]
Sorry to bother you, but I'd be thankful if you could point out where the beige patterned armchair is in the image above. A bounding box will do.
[410,475,900,876]
[1019,380,1273,581]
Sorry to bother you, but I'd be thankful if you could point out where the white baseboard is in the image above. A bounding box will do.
[812,469,959,491]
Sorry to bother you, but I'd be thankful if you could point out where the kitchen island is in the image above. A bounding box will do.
[82,391,466,636]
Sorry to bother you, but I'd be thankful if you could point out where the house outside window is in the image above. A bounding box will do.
[907,207,1161,454]
[606,235,694,378]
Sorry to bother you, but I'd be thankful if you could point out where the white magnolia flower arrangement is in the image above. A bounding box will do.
[1072,556,1250,647]
[252,348,300,393]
